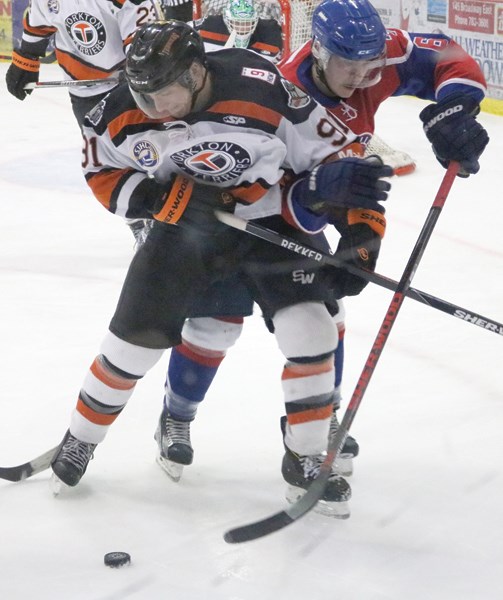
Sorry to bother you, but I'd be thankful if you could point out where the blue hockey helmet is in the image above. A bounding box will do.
[312,0,386,61]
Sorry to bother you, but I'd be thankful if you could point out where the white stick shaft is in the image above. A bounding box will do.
[24,75,121,90]
[224,30,237,48]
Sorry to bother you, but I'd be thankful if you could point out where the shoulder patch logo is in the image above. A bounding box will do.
[86,99,106,126]
[171,141,252,183]
[48,0,60,14]
[241,67,277,85]
[133,140,159,169]
[65,13,107,55]
[280,79,310,109]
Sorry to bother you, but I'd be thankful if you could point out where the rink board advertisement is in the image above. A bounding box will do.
[372,0,503,101]
[0,0,13,60]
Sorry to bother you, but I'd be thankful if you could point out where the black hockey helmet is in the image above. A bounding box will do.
[126,20,207,94]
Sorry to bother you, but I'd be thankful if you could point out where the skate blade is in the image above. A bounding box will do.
[285,485,351,519]
[49,472,69,496]
[156,454,184,483]
[334,454,354,478]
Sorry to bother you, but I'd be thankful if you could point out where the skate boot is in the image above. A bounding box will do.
[329,410,360,477]
[51,430,96,488]
[280,415,357,477]
[282,445,351,519]
[154,406,193,482]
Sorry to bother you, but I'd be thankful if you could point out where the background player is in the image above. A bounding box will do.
[5,0,161,127]
[193,0,282,62]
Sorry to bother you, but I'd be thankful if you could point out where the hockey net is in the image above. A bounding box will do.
[193,0,323,58]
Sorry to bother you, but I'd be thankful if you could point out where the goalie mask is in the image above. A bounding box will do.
[311,0,387,96]
[223,0,259,49]
[126,20,208,118]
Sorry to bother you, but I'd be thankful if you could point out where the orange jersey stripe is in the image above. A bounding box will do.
[55,49,116,81]
[200,30,229,43]
[108,108,158,140]
[23,18,57,37]
[210,100,282,129]
[231,181,269,203]
[287,405,333,425]
[87,168,135,210]
[90,357,137,391]
[251,41,280,53]
[76,398,121,426]
[282,359,333,380]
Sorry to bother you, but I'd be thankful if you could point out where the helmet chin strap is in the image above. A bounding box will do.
[189,65,209,111]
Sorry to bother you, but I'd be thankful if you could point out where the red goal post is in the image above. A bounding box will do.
[192,0,322,59]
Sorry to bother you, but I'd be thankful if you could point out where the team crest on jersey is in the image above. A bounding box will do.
[47,0,59,14]
[133,140,160,169]
[280,79,310,109]
[170,141,252,183]
[241,67,276,85]
[339,101,358,121]
[65,13,107,56]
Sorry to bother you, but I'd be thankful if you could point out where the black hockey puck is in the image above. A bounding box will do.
[104,552,131,568]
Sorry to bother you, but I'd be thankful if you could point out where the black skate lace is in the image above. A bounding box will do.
[60,436,95,471]
[166,417,191,445]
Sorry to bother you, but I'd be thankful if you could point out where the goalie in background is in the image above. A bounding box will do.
[192,0,282,62]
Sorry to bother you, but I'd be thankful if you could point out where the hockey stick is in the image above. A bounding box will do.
[0,446,58,482]
[223,162,459,543]
[224,30,238,48]
[214,214,503,339]
[24,73,122,90]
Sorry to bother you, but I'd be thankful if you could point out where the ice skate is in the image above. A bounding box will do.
[282,445,351,518]
[51,430,96,488]
[280,415,357,477]
[329,411,360,477]
[154,407,193,483]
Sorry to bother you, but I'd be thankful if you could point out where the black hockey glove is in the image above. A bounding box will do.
[419,93,489,177]
[151,174,236,234]
[292,156,393,215]
[6,50,41,100]
[324,208,386,298]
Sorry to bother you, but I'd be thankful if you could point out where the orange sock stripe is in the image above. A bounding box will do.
[287,405,333,425]
[282,358,333,380]
[90,358,137,391]
[76,398,121,426]
[176,342,226,367]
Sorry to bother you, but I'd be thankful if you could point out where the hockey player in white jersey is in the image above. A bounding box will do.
[50,20,392,517]
[5,0,160,126]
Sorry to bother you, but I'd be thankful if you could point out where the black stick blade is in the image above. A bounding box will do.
[224,510,295,544]
[0,447,58,482]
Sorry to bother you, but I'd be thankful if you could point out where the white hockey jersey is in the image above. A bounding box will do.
[82,50,360,230]
[20,0,160,97]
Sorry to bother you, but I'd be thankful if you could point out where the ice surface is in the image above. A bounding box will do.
[1,63,502,599]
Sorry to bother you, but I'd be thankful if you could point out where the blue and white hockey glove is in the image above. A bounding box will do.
[291,156,392,216]
[419,93,489,177]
